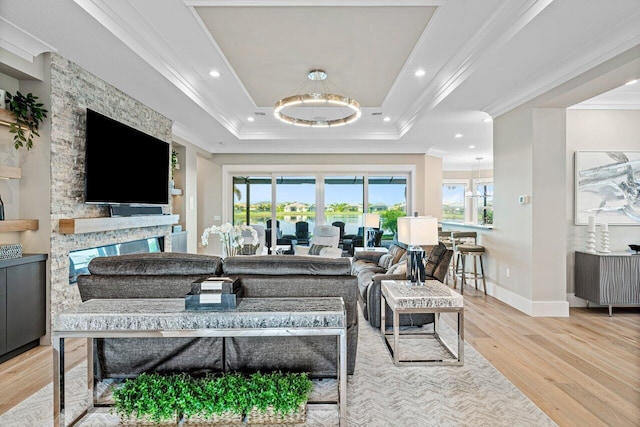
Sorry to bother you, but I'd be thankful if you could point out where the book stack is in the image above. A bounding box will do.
[185,276,242,311]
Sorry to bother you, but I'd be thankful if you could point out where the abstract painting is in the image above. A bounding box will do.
[575,151,640,225]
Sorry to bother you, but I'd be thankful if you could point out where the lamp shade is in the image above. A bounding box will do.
[397,216,439,246]
[363,213,380,228]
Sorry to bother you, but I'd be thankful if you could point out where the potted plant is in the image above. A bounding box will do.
[5,91,48,150]
[112,371,313,425]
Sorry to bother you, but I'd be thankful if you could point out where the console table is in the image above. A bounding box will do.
[52,297,347,426]
[575,251,640,316]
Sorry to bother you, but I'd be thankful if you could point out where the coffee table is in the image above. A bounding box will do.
[380,279,464,366]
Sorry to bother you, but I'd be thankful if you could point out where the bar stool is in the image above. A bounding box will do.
[451,231,486,294]
[438,231,454,285]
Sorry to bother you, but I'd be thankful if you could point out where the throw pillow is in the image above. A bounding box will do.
[308,244,329,255]
[387,260,407,275]
[377,253,394,269]
[424,242,447,276]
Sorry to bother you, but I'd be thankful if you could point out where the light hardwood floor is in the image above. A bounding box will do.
[1,290,638,426]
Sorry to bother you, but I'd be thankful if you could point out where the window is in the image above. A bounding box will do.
[232,176,272,228]
[442,182,466,223]
[324,176,364,235]
[475,182,493,225]
[368,176,407,240]
[226,166,414,249]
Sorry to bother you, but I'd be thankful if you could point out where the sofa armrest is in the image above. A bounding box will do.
[366,273,406,328]
[353,251,384,263]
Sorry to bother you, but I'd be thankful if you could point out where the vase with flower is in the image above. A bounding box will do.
[201,223,258,257]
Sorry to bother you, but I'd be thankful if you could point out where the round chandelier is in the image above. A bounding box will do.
[273,70,361,128]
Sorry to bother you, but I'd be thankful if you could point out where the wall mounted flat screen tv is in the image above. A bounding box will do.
[85,109,170,205]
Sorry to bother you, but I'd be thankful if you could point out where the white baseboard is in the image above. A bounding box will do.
[485,281,569,317]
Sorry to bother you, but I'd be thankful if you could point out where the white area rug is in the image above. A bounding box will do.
[0,308,556,426]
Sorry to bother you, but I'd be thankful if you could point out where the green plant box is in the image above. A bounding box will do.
[112,372,312,425]
[183,412,244,425]
[119,414,178,425]
[246,404,307,424]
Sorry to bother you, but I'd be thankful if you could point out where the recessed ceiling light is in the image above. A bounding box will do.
[383,117,391,122]
[454,133,463,138]
[209,70,221,77]
[414,69,426,77]
[482,117,493,123]
[625,79,638,85]
[247,117,255,122]
[469,145,476,149]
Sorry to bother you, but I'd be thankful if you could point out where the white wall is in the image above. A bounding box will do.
[565,109,640,301]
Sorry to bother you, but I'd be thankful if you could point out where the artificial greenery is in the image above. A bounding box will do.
[112,371,313,422]
[5,91,48,150]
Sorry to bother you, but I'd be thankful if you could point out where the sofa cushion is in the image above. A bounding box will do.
[387,260,407,275]
[424,242,447,276]
[309,244,329,255]
[351,259,386,276]
[357,269,377,299]
[87,252,223,276]
[387,244,406,265]
[377,253,394,269]
[223,255,352,276]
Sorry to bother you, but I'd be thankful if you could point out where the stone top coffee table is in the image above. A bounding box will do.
[381,280,464,366]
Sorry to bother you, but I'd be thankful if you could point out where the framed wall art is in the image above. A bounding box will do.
[574,150,640,225]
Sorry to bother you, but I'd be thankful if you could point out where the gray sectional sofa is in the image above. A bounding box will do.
[352,243,453,328]
[77,252,358,379]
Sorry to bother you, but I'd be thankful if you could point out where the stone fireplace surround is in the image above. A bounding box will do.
[48,53,174,322]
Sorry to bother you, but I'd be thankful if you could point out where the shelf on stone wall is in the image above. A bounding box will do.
[0,219,39,232]
[59,214,180,235]
[0,165,21,179]
[0,109,16,127]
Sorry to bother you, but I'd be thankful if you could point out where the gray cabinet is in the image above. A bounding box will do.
[575,251,640,316]
[0,254,47,362]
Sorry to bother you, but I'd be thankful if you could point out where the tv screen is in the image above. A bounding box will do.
[85,109,170,205]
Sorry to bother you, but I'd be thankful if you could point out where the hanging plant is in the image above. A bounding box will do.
[6,91,48,150]
[171,149,178,179]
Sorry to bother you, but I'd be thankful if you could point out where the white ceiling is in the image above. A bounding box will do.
[1,0,639,170]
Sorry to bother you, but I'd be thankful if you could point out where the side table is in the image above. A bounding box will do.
[381,280,464,366]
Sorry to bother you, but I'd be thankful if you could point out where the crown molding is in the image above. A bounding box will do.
[172,121,217,152]
[74,0,241,138]
[0,17,56,62]
[483,16,640,117]
[395,0,554,137]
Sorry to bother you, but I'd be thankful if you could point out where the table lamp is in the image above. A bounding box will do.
[397,216,439,285]
[363,213,380,249]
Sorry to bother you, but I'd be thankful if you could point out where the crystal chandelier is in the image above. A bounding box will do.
[273,69,361,128]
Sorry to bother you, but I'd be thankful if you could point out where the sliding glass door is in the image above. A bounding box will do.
[275,176,316,238]
[232,176,273,227]
[324,176,364,235]
[368,176,407,240]
[231,170,411,247]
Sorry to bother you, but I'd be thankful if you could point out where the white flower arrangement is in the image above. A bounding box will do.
[201,223,258,257]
